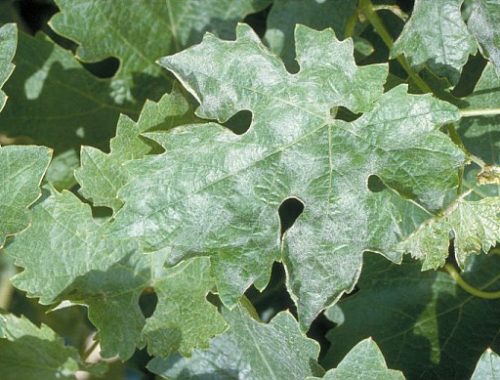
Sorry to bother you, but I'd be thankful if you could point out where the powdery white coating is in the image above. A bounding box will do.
[110,25,467,327]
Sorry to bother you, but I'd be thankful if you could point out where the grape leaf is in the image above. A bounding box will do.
[0,31,138,153]
[309,338,404,380]
[395,196,500,269]
[459,63,500,197]
[460,63,500,166]
[102,24,467,328]
[392,0,477,85]
[0,31,140,189]
[6,189,226,359]
[147,304,323,380]
[264,0,357,71]
[0,145,52,247]
[0,23,16,112]
[471,349,500,380]
[0,312,83,380]
[467,0,500,75]
[75,87,199,211]
[323,253,500,379]
[49,0,271,103]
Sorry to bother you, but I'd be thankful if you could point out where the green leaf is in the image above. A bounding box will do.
[264,0,357,71]
[102,24,466,328]
[0,31,140,188]
[75,87,199,211]
[6,189,226,359]
[471,349,500,380]
[460,63,500,165]
[49,0,271,102]
[459,63,500,197]
[309,338,404,380]
[392,0,477,85]
[395,196,500,269]
[0,23,16,112]
[323,253,500,379]
[467,0,500,75]
[148,305,323,380]
[0,145,52,247]
[0,312,83,380]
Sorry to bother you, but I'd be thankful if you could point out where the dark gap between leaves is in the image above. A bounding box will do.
[242,4,272,39]
[245,262,297,321]
[307,312,335,362]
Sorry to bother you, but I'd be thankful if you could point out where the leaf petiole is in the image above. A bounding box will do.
[444,263,500,300]
[359,0,432,94]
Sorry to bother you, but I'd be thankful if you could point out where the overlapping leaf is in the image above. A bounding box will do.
[466,0,500,75]
[6,188,226,359]
[0,146,51,247]
[49,0,271,103]
[75,87,199,211]
[96,24,467,328]
[471,349,500,380]
[309,338,404,380]
[0,312,85,380]
[395,196,500,269]
[0,31,139,188]
[323,253,500,379]
[392,0,477,85]
[264,0,357,70]
[0,23,16,111]
[0,24,53,247]
[148,304,323,380]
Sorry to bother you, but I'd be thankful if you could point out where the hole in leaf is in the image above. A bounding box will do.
[333,106,361,122]
[222,110,253,135]
[279,197,305,237]
[139,287,158,318]
[82,57,120,78]
[91,206,113,219]
[367,175,387,193]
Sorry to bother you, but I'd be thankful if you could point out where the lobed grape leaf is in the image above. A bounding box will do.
[471,349,500,380]
[102,24,467,328]
[466,0,500,75]
[395,196,500,269]
[264,0,357,71]
[0,23,53,246]
[0,146,52,247]
[324,253,500,379]
[0,23,16,112]
[459,63,500,166]
[309,338,404,380]
[6,188,226,359]
[0,31,140,188]
[0,312,84,380]
[392,0,477,85]
[148,304,323,380]
[75,87,199,211]
[49,0,272,103]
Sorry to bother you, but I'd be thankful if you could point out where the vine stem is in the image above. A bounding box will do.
[358,0,432,94]
[460,108,500,117]
[444,264,500,300]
